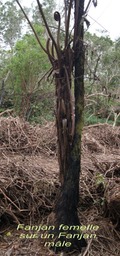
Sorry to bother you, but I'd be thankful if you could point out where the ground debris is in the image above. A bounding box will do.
[0,117,120,255]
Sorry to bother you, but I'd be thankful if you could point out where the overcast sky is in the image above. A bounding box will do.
[86,0,120,40]
[17,0,120,40]
[2,0,120,40]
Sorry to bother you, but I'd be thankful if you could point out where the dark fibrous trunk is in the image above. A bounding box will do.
[48,0,87,253]
[16,0,87,253]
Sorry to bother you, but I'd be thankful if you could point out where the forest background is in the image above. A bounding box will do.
[0,0,120,126]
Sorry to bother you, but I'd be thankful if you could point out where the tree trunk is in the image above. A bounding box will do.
[48,0,87,253]
[15,0,99,254]
[16,0,87,253]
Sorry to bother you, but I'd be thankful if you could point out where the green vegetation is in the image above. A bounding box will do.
[0,1,120,125]
[84,32,120,126]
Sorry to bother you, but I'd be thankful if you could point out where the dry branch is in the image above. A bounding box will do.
[0,117,120,255]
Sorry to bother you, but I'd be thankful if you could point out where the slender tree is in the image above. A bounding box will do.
[0,1,27,48]
[16,0,97,253]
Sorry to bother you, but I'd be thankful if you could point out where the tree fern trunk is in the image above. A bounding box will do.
[49,0,87,253]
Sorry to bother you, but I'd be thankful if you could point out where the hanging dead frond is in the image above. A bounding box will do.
[93,0,97,7]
